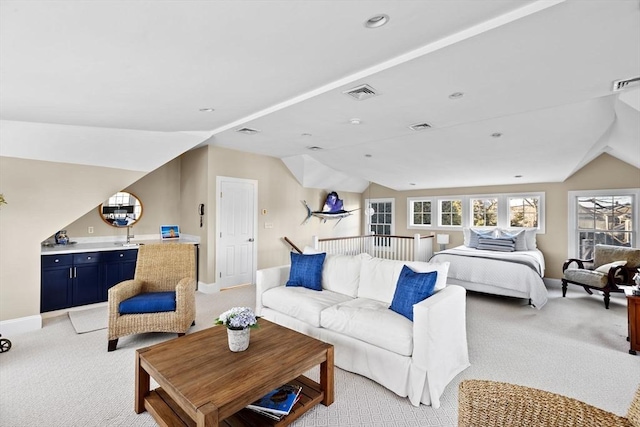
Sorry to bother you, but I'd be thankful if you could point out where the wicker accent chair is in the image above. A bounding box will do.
[458,380,640,427]
[107,243,197,351]
[562,244,640,309]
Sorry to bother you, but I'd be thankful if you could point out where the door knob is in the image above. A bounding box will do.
[248,238,254,242]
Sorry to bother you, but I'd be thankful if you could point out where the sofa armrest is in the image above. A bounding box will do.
[411,284,469,407]
[255,265,290,315]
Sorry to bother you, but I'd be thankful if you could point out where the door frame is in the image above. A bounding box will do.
[215,176,258,288]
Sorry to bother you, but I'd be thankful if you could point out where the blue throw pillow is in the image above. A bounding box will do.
[119,291,176,314]
[469,229,495,248]
[286,252,326,291]
[389,265,438,321]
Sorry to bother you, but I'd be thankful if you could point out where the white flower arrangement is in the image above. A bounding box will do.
[215,306,258,330]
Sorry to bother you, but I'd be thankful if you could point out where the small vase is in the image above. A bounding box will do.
[227,327,250,352]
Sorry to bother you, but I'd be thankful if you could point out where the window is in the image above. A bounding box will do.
[569,189,639,259]
[408,198,432,227]
[366,198,394,247]
[439,199,462,227]
[408,192,545,232]
[471,198,498,227]
[509,196,539,228]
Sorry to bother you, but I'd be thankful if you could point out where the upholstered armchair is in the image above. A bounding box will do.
[108,243,197,351]
[458,379,640,427]
[562,244,640,309]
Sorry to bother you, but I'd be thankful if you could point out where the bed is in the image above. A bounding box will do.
[430,244,548,309]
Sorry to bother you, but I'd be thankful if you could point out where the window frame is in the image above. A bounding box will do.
[568,188,640,258]
[365,197,395,236]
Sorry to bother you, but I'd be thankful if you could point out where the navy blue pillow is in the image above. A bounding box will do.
[119,291,176,314]
[389,266,438,321]
[286,252,326,291]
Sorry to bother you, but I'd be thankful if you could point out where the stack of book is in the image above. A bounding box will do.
[246,384,302,421]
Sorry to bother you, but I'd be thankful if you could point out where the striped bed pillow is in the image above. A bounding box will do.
[477,236,516,252]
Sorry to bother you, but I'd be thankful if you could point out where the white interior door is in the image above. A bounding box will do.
[216,177,257,288]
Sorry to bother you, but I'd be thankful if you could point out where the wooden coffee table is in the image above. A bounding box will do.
[135,319,334,426]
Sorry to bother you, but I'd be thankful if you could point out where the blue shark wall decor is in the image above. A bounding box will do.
[302,192,358,225]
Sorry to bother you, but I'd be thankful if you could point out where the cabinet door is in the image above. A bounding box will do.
[72,253,101,306]
[41,266,72,312]
[102,250,137,301]
[41,254,74,312]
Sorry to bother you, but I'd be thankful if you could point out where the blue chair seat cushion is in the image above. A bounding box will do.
[119,291,176,314]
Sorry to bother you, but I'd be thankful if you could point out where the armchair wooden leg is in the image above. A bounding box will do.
[561,280,568,297]
[177,333,185,337]
[108,339,118,352]
[604,292,610,309]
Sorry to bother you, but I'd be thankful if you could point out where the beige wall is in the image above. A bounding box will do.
[206,147,362,276]
[3,149,636,325]
[368,153,639,279]
[0,156,145,321]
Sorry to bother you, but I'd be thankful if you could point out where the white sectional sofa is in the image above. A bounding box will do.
[256,252,470,408]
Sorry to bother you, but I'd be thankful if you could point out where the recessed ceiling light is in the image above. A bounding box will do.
[491,132,503,138]
[301,133,312,137]
[448,92,464,99]
[199,108,215,112]
[307,146,323,151]
[409,183,416,186]
[350,118,362,125]
[514,175,523,178]
[365,154,372,158]
[364,14,389,29]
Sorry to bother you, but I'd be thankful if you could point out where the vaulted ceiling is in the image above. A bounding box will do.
[1,0,638,192]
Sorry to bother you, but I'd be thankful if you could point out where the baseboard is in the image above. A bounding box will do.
[198,281,220,294]
[0,315,42,336]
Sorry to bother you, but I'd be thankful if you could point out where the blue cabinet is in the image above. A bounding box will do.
[41,249,138,313]
[102,249,137,300]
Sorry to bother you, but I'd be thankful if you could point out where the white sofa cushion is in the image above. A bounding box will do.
[357,257,450,303]
[402,260,450,291]
[357,257,404,304]
[322,253,370,297]
[261,286,352,327]
[320,297,414,357]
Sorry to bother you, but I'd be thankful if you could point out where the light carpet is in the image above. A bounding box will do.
[68,306,108,334]
[1,282,638,427]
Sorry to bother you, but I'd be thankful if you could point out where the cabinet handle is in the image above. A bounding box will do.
[119,254,124,257]
[87,256,92,260]
[55,259,59,263]
[69,268,73,279]
[74,267,77,278]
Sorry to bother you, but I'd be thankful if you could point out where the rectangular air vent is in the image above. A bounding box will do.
[342,84,379,101]
[236,127,260,135]
[408,122,432,131]
[612,76,640,92]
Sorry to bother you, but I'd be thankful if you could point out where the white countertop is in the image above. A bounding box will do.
[41,235,200,255]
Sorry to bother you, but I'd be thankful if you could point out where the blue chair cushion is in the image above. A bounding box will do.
[389,265,438,321]
[119,291,176,314]
[286,252,326,291]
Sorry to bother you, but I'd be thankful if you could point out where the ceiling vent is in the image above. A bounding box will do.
[342,84,379,101]
[612,76,640,92]
[235,127,260,135]
[408,122,432,131]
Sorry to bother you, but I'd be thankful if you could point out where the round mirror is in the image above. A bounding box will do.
[98,191,143,227]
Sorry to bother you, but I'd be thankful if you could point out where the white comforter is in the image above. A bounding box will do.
[431,246,548,309]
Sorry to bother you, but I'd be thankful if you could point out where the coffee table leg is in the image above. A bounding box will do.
[196,402,219,427]
[135,351,150,414]
[320,346,335,406]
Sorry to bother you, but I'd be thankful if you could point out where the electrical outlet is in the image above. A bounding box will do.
[264,222,274,229]
[88,226,94,234]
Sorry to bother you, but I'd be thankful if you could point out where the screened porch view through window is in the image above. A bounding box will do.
[577,195,634,259]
